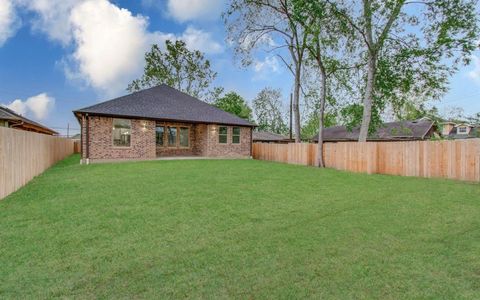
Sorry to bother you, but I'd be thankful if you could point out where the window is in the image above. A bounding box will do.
[156,126,164,145]
[458,126,467,134]
[219,126,228,143]
[179,127,189,147]
[113,119,131,147]
[168,127,177,146]
[232,127,240,144]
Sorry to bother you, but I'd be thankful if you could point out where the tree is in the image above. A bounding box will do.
[302,111,337,140]
[396,103,441,123]
[128,40,217,100]
[252,87,288,134]
[467,112,480,124]
[224,0,308,142]
[291,0,355,167]
[328,0,479,142]
[213,92,253,120]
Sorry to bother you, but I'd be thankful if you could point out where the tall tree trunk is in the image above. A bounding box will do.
[316,69,327,167]
[293,65,302,143]
[358,52,376,142]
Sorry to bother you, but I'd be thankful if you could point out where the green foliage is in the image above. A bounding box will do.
[252,87,288,134]
[213,92,253,121]
[340,103,381,134]
[324,0,479,136]
[467,113,480,125]
[397,103,442,123]
[128,40,217,100]
[302,111,337,140]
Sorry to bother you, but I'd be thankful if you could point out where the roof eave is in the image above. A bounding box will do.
[73,111,256,127]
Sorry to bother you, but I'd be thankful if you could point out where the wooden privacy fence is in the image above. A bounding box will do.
[0,127,75,199]
[73,140,81,153]
[253,139,480,182]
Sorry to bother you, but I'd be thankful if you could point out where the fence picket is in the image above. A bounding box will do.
[252,140,480,182]
[0,127,75,199]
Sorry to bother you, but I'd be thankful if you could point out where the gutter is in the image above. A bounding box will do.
[72,111,256,128]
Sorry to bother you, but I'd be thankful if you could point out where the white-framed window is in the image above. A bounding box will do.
[458,126,467,134]
[232,127,240,144]
[113,119,131,147]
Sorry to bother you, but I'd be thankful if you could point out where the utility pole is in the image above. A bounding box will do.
[289,93,293,140]
[67,123,70,138]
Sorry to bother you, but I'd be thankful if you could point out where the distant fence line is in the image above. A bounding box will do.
[253,140,480,182]
[0,127,75,199]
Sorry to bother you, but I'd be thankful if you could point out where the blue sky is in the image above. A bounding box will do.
[0,0,479,136]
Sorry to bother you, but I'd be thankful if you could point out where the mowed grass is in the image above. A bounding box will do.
[1,155,480,299]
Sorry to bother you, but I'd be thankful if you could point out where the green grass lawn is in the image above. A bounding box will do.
[1,155,480,299]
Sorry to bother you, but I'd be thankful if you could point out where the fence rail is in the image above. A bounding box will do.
[0,127,75,199]
[253,140,480,182]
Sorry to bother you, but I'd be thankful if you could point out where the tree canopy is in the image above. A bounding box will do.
[213,92,253,121]
[252,87,288,134]
[128,40,217,101]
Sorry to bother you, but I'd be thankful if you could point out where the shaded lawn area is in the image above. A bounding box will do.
[1,155,480,299]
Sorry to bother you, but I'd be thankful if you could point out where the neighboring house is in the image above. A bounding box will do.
[73,84,256,163]
[311,119,436,142]
[0,106,57,135]
[253,131,293,143]
[441,122,479,139]
[70,133,81,140]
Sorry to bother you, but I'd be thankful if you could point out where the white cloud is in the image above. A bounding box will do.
[4,93,55,120]
[0,0,19,46]
[468,55,480,84]
[167,0,224,22]
[6,99,27,115]
[2,0,224,96]
[254,56,280,74]
[14,0,80,45]
[64,2,222,96]
[67,0,156,96]
[180,26,223,54]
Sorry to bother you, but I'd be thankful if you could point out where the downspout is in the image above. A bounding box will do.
[86,113,90,164]
[80,114,83,163]
[250,127,253,158]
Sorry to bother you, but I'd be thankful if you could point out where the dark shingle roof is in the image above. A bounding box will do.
[74,85,255,127]
[312,119,435,142]
[253,131,292,142]
[0,106,57,135]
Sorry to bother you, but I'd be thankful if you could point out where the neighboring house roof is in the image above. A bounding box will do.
[445,124,479,139]
[253,131,292,142]
[73,84,255,127]
[311,119,435,142]
[0,106,58,135]
[70,133,81,139]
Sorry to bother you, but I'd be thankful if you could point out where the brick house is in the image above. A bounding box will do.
[73,85,255,163]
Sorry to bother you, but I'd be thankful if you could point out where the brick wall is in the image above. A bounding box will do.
[81,116,156,161]
[204,124,251,157]
[81,115,252,162]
